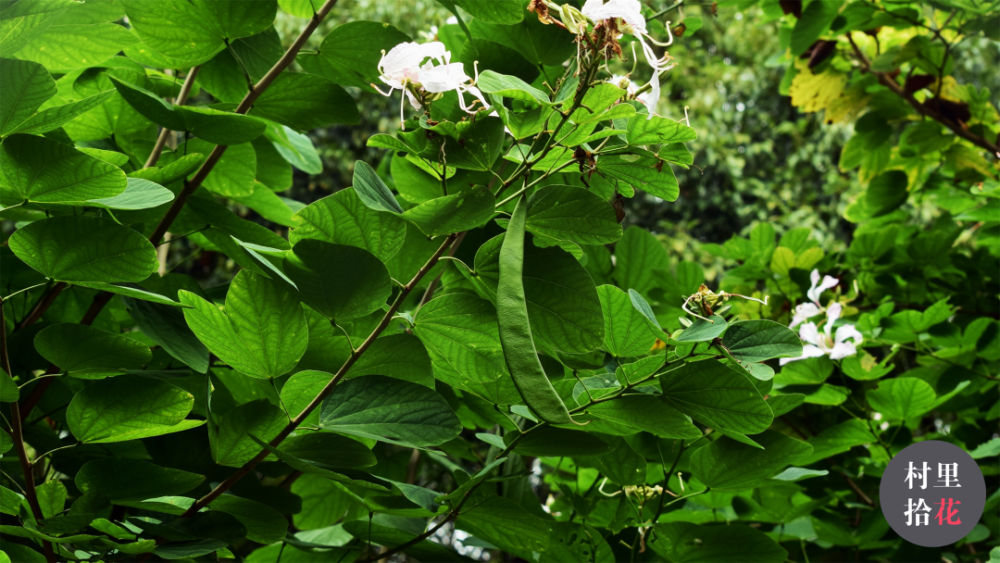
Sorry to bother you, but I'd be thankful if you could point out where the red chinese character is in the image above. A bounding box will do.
[935,498,961,525]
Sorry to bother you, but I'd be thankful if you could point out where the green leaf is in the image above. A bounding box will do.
[342,519,465,562]
[353,160,403,214]
[596,153,679,201]
[476,70,551,105]
[250,73,359,130]
[588,395,701,439]
[283,239,392,321]
[180,270,307,380]
[0,58,55,136]
[290,187,406,262]
[403,185,495,236]
[211,399,284,467]
[477,232,604,355]
[867,377,936,420]
[306,21,411,93]
[34,323,151,378]
[798,419,875,465]
[412,292,521,405]
[691,430,813,490]
[347,334,434,388]
[123,296,210,374]
[0,1,76,57]
[626,114,697,146]
[9,216,156,283]
[587,437,647,486]
[36,481,66,519]
[865,170,909,217]
[510,426,612,457]
[282,433,377,470]
[0,133,127,203]
[649,522,788,562]
[970,437,1000,460]
[457,496,550,554]
[675,316,728,342]
[208,495,287,545]
[1,369,18,402]
[612,226,670,294]
[8,90,114,135]
[453,0,524,24]
[122,0,275,66]
[526,185,622,245]
[14,23,139,72]
[248,435,390,491]
[790,0,843,56]
[266,124,322,173]
[318,375,462,448]
[597,285,661,357]
[496,198,575,424]
[89,177,175,210]
[468,15,576,68]
[76,458,204,502]
[628,289,662,329]
[182,138,256,197]
[722,320,802,363]
[67,375,201,443]
[659,359,773,436]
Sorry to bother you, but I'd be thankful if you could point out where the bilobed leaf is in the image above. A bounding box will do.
[76,458,204,502]
[722,320,802,362]
[123,297,209,374]
[526,185,622,245]
[190,0,277,40]
[266,124,322,173]
[403,185,495,236]
[88,177,175,210]
[596,153,679,201]
[510,426,612,457]
[626,114,697,146]
[34,324,151,378]
[798,418,875,465]
[588,395,701,439]
[0,58,55,136]
[67,375,201,443]
[283,239,392,321]
[659,359,773,436]
[612,226,670,294]
[456,496,550,554]
[453,0,524,24]
[476,70,551,105]
[14,23,139,72]
[496,198,574,424]
[318,375,462,448]
[867,377,936,420]
[306,21,411,92]
[250,72,359,130]
[211,399,284,467]
[675,316,728,342]
[468,15,576,68]
[291,187,406,262]
[9,216,156,283]
[353,160,403,214]
[691,430,813,490]
[597,285,662,357]
[347,334,434,388]
[0,134,127,203]
[649,522,787,563]
[865,169,909,217]
[1,370,18,402]
[208,495,286,545]
[790,0,842,56]
[0,0,76,57]
[412,292,521,405]
[182,138,257,197]
[180,270,307,380]
[8,90,114,135]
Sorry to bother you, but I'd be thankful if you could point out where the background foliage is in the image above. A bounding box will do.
[0,1,998,562]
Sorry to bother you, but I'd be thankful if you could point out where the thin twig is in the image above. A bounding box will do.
[144,66,201,169]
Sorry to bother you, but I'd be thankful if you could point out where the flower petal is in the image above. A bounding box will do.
[419,63,470,93]
[637,70,660,119]
[798,322,822,346]
[834,324,863,346]
[807,273,839,304]
[779,345,827,365]
[790,303,822,328]
[829,341,857,360]
[824,302,842,338]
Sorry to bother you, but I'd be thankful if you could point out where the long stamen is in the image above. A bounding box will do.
[377,49,387,75]
[682,105,690,126]
[473,60,480,84]
[399,95,406,129]
[370,83,393,97]
[646,21,674,47]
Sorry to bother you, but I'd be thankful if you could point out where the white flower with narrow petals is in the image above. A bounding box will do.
[582,0,675,119]
[789,268,840,328]
[780,303,863,365]
[373,41,488,126]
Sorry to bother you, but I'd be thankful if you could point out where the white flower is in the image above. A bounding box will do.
[780,303,863,365]
[373,41,487,126]
[582,0,675,119]
[790,269,839,328]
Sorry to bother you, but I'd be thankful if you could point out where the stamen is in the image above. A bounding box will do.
[399,95,406,129]
[473,60,480,83]
[682,105,690,126]
[377,49,387,74]
[646,21,675,47]
[370,83,393,97]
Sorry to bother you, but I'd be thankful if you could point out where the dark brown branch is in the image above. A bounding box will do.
[18,282,65,329]
[846,33,1000,156]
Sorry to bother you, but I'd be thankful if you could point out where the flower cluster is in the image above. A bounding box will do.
[373,41,488,127]
[780,270,863,365]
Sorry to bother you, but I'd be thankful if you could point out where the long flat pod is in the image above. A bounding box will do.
[496,197,574,424]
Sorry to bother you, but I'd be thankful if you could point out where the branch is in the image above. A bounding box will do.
[846,33,1000,157]
[144,66,201,169]
[18,282,65,329]
[1,300,55,562]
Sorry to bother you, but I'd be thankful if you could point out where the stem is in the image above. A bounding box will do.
[846,33,999,156]
[1,300,55,562]
[143,66,201,169]
[177,233,459,519]
[18,282,65,329]
[149,0,341,246]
